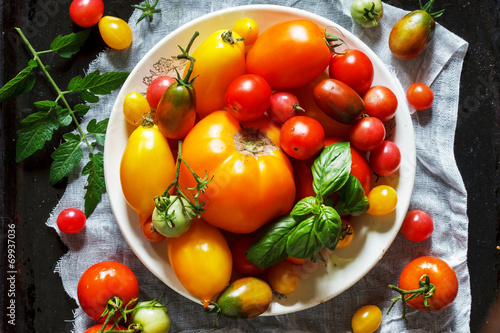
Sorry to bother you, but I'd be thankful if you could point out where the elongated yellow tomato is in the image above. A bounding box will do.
[120,124,176,226]
[167,218,232,308]
[183,30,245,118]
[98,16,133,50]
[177,110,296,234]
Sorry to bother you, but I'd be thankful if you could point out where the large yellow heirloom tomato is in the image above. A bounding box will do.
[178,110,296,234]
[120,123,176,226]
[167,218,232,308]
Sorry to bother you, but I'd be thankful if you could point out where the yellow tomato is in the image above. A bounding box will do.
[183,30,245,118]
[267,261,301,294]
[167,218,232,308]
[120,124,176,226]
[232,17,259,46]
[98,16,132,50]
[366,185,398,216]
[177,110,296,234]
[336,219,354,249]
[351,305,382,333]
[123,92,150,126]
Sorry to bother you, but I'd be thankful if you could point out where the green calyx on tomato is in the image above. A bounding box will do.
[246,142,370,269]
[351,0,384,28]
[221,29,245,44]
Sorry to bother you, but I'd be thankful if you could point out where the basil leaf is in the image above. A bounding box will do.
[83,152,105,217]
[50,30,91,58]
[286,215,324,259]
[50,134,83,185]
[16,116,59,162]
[334,174,370,216]
[290,196,321,222]
[246,215,299,270]
[0,60,38,100]
[314,205,342,251]
[312,141,351,197]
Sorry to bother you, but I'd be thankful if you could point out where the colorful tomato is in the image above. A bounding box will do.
[407,82,434,110]
[313,78,365,125]
[231,235,266,277]
[120,123,176,226]
[401,210,434,242]
[216,277,272,319]
[123,92,150,126]
[246,20,334,90]
[369,140,401,177]
[98,16,133,50]
[84,324,127,333]
[286,257,307,266]
[69,0,104,28]
[337,219,354,249]
[129,300,171,333]
[280,116,325,160]
[328,49,374,95]
[366,185,397,216]
[178,111,296,234]
[184,30,245,118]
[363,85,398,121]
[351,0,384,28]
[167,218,232,308]
[152,195,194,238]
[225,74,272,122]
[349,117,386,152]
[351,305,382,333]
[57,207,86,234]
[232,17,259,46]
[141,216,166,243]
[146,76,176,109]
[267,261,301,295]
[292,159,316,203]
[267,91,302,124]
[77,261,139,322]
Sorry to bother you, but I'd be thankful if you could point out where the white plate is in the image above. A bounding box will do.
[104,4,416,316]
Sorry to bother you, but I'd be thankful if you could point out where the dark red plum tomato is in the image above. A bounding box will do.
[363,85,398,122]
[225,74,272,122]
[401,210,434,242]
[407,82,434,110]
[146,76,176,109]
[57,207,86,234]
[231,234,266,277]
[328,49,374,95]
[69,0,104,28]
[280,116,325,160]
[369,140,401,177]
[349,117,386,152]
[267,91,301,124]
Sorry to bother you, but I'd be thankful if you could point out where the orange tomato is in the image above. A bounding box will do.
[178,110,296,233]
[167,218,232,307]
[336,219,354,249]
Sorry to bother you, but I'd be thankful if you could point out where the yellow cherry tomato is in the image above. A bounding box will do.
[351,305,382,333]
[366,185,398,216]
[267,261,301,295]
[183,30,245,118]
[120,123,176,225]
[336,219,354,249]
[98,16,132,50]
[232,17,259,46]
[123,92,150,126]
[167,218,232,308]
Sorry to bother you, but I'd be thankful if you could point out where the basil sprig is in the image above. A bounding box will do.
[247,141,370,270]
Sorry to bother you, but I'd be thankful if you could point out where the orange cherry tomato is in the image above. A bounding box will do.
[267,261,301,294]
[336,219,354,249]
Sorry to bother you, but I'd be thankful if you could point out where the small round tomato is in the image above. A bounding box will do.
[351,305,382,333]
[141,216,166,243]
[366,185,397,216]
[401,210,434,242]
[267,261,301,295]
[98,16,133,50]
[407,82,434,110]
[129,301,171,333]
[225,74,272,122]
[57,207,86,234]
[77,261,139,322]
[231,235,266,277]
[232,17,259,46]
[280,116,325,160]
[69,0,104,28]
[328,49,374,95]
[363,85,398,121]
[337,219,354,249]
[267,91,301,124]
[146,76,176,109]
[369,140,401,177]
[286,257,307,265]
[123,92,150,126]
[85,324,127,333]
[349,117,386,152]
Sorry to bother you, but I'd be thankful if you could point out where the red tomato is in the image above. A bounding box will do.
[396,256,458,313]
[407,82,434,110]
[246,20,333,90]
[57,207,86,234]
[85,324,127,333]
[231,235,266,277]
[267,91,301,124]
[363,85,398,122]
[401,210,434,242]
[146,76,176,109]
[369,140,401,177]
[77,261,139,322]
[292,159,316,202]
[328,49,374,95]
[286,257,307,265]
[225,74,272,122]
[141,216,166,243]
[349,117,386,152]
[69,0,104,28]
[280,116,325,160]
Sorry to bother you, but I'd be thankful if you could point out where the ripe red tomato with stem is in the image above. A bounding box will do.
[69,0,104,28]
[363,85,398,122]
[146,76,176,109]
[280,116,325,160]
[349,116,386,152]
[401,210,434,242]
[225,74,272,122]
[328,49,374,95]
[407,82,434,110]
[57,207,86,234]
[388,256,458,318]
[231,234,267,277]
[369,140,401,177]
[267,91,303,124]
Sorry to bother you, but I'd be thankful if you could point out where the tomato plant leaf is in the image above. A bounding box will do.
[16,116,59,162]
[49,135,84,185]
[33,100,58,111]
[87,118,109,147]
[73,104,91,116]
[82,152,105,217]
[68,70,130,95]
[312,141,351,197]
[80,90,100,103]
[334,174,370,216]
[0,60,38,100]
[20,111,51,125]
[290,196,321,222]
[50,30,91,58]
[56,107,73,127]
[286,215,324,259]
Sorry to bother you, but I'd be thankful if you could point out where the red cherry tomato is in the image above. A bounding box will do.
[267,91,301,124]
[225,74,272,122]
[401,210,434,242]
[280,116,325,160]
[77,261,139,322]
[292,159,316,203]
[146,76,176,109]
[407,82,434,111]
[57,207,86,234]
[363,85,398,122]
[69,0,104,28]
[141,216,166,243]
[328,49,374,95]
[369,140,401,177]
[349,117,386,152]
[231,235,266,277]
[85,324,127,333]
[286,257,307,265]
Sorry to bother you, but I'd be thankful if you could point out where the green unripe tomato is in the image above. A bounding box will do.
[351,0,384,28]
[130,301,171,333]
[152,195,193,238]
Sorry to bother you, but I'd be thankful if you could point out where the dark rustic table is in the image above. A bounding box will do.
[1,0,499,332]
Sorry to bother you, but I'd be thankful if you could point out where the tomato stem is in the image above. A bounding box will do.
[363,3,381,26]
[176,31,199,86]
[420,0,444,18]
[324,27,348,54]
[387,274,436,318]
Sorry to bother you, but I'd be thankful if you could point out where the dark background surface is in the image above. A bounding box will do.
[1,0,499,332]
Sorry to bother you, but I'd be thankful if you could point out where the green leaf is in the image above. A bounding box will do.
[56,107,73,127]
[82,152,105,217]
[312,141,351,197]
[80,90,100,103]
[33,100,58,111]
[74,104,91,116]
[20,111,50,125]
[286,215,324,259]
[50,30,91,58]
[49,136,83,184]
[68,70,129,95]
[334,174,370,216]
[16,116,59,162]
[314,205,342,251]
[67,75,83,91]
[87,118,109,147]
[0,61,38,100]
[290,196,321,222]
[246,215,299,270]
